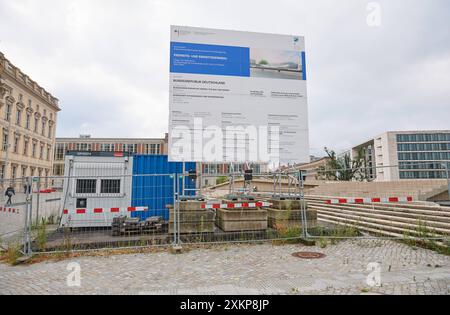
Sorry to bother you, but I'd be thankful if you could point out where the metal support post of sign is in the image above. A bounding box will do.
[177,174,182,245]
[182,162,186,197]
[172,174,177,245]
[198,164,202,198]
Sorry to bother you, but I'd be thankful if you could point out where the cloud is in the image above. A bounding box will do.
[0,0,449,157]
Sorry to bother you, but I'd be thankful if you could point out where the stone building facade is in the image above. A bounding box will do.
[0,52,60,182]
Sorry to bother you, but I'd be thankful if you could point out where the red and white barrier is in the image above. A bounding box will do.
[326,197,413,205]
[0,207,20,214]
[63,206,148,215]
[201,202,272,210]
[33,189,58,194]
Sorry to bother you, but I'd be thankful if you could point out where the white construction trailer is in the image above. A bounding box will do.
[59,152,146,228]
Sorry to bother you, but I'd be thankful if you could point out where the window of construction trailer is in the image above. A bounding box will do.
[76,179,97,194]
[100,179,121,194]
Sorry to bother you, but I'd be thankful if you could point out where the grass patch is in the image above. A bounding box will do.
[36,218,47,252]
[317,237,328,249]
[0,242,22,266]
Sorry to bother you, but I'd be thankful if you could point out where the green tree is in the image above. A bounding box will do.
[316,147,368,181]
[259,59,269,65]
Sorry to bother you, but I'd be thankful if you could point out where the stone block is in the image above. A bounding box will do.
[216,209,268,232]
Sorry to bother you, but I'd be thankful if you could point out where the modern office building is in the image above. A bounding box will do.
[201,162,268,187]
[54,135,168,175]
[0,52,60,181]
[55,135,269,184]
[351,130,450,181]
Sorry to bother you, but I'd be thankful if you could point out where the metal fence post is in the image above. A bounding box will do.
[35,176,40,226]
[445,163,450,200]
[23,176,32,255]
[299,170,309,238]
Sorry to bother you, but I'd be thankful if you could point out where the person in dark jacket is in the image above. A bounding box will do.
[5,186,15,206]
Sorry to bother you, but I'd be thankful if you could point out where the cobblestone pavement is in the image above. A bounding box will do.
[0,240,449,295]
[0,191,62,243]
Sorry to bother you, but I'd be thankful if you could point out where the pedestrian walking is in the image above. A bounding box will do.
[5,186,15,206]
[23,183,31,194]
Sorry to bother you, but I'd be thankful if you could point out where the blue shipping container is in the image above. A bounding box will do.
[131,155,196,221]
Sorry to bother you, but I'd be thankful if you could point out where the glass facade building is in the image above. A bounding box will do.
[350,131,450,181]
[397,133,450,179]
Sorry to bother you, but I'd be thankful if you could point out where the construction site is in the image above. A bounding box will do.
[0,152,449,256]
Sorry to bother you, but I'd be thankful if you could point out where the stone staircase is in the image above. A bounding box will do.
[306,196,450,243]
[306,180,448,201]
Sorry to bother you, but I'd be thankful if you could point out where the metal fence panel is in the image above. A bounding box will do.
[3,163,447,254]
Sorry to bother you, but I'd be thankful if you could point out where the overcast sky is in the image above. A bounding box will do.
[0,0,449,156]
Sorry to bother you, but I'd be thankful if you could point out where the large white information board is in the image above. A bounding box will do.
[169,26,310,167]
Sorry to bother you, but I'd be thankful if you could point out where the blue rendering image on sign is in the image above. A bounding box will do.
[170,42,250,77]
[301,51,307,81]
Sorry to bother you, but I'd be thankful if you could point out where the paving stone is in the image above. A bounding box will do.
[0,240,448,295]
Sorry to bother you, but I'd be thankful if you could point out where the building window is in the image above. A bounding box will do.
[41,121,46,136]
[39,144,44,159]
[2,131,9,151]
[5,103,12,121]
[21,166,27,178]
[48,125,52,138]
[76,179,97,194]
[101,143,111,151]
[13,135,19,153]
[11,166,17,179]
[53,164,64,176]
[100,179,121,194]
[16,109,22,126]
[55,143,65,160]
[77,143,91,151]
[25,113,31,129]
[23,139,29,156]
[124,144,136,153]
[32,142,37,158]
[145,143,161,155]
[0,164,4,179]
[34,117,39,133]
[47,147,51,161]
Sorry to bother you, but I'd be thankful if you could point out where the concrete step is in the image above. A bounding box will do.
[312,204,450,231]
[317,218,446,247]
[316,208,449,236]
[317,212,444,238]
[307,195,443,210]
[307,200,450,218]
[308,202,450,222]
